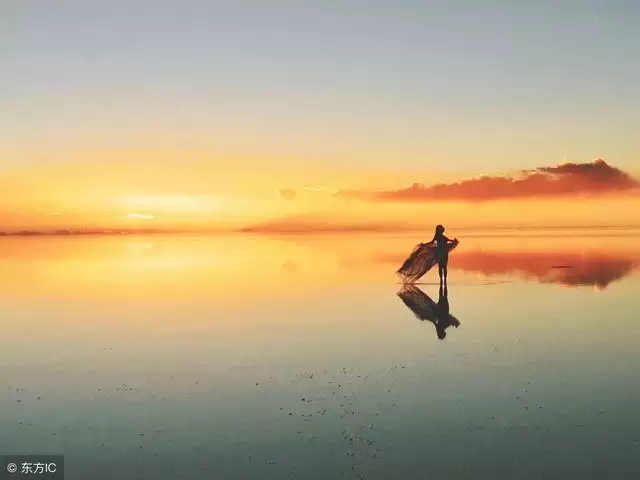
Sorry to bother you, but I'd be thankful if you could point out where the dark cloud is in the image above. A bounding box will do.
[336,159,640,202]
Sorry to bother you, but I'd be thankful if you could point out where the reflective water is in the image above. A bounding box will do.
[1,232,639,479]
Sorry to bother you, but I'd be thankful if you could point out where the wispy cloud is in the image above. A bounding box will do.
[336,159,640,202]
[126,213,155,220]
[279,185,334,200]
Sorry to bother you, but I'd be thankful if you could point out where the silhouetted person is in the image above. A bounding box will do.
[396,225,459,284]
[428,225,458,286]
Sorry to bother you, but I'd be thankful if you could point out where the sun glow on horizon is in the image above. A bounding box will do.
[126,213,155,220]
[0,155,638,232]
[119,194,228,214]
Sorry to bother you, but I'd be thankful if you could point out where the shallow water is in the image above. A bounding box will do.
[1,232,639,479]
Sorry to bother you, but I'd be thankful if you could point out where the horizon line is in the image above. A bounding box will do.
[1,224,640,237]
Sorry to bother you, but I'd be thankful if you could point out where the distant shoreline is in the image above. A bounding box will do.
[1,225,639,238]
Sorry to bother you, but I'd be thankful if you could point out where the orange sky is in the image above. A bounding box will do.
[0,156,639,232]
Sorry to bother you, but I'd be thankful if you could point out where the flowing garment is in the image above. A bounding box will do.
[396,239,458,283]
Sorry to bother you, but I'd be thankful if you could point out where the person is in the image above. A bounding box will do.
[396,224,459,284]
[429,225,457,286]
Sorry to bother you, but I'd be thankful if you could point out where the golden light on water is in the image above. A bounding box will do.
[0,231,637,305]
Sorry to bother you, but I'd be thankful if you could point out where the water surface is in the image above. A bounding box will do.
[1,231,639,479]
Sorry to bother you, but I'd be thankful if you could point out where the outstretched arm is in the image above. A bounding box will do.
[445,235,458,245]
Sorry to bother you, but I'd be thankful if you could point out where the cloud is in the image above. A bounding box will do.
[126,213,155,220]
[279,185,334,200]
[302,185,326,192]
[336,159,640,202]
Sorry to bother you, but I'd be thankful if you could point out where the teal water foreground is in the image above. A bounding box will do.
[1,233,639,479]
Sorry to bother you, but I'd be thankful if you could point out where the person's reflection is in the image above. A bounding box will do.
[397,284,460,340]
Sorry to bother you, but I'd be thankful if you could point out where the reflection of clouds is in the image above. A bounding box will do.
[546,259,637,290]
[452,251,639,290]
[378,250,639,289]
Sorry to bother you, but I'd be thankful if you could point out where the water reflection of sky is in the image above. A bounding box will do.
[0,233,639,479]
[0,233,638,298]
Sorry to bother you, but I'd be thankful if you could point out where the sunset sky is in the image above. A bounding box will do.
[2,1,639,231]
